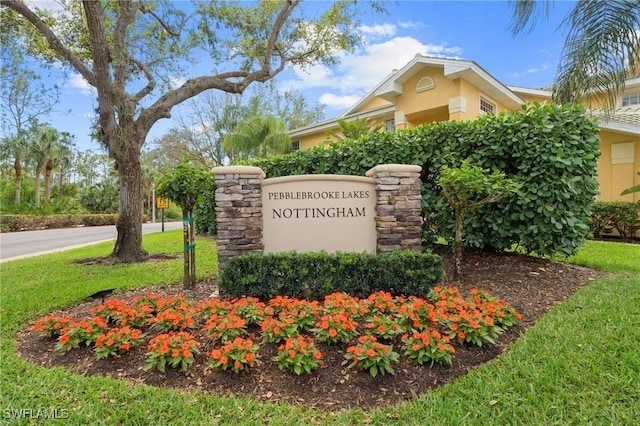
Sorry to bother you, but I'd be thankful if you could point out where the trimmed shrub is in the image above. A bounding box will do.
[218,250,444,301]
[590,202,640,238]
[0,214,119,231]
[248,103,600,258]
[81,214,119,227]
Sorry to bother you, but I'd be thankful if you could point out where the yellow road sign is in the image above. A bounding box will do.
[156,197,169,209]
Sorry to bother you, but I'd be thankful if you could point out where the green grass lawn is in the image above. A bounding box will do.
[1,233,638,425]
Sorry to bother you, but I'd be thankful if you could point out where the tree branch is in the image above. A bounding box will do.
[131,57,156,102]
[81,0,117,144]
[1,0,95,85]
[262,0,299,70]
[139,0,180,37]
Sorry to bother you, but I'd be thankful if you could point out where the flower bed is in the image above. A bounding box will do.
[31,286,521,377]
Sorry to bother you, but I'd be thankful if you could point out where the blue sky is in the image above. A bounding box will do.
[20,0,577,151]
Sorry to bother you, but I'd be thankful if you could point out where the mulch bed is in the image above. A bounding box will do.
[15,249,600,410]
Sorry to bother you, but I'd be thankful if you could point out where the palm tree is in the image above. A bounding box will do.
[223,115,291,163]
[53,134,76,196]
[44,131,75,201]
[30,125,58,208]
[509,0,640,113]
[325,118,384,141]
[3,132,29,205]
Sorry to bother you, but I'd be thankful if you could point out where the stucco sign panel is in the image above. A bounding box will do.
[262,174,377,254]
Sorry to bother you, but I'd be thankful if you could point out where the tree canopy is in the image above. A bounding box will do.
[1,0,382,262]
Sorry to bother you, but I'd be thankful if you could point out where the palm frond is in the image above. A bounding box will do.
[553,0,640,112]
[508,0,553,35]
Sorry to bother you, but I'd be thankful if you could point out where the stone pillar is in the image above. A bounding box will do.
[212,166,266,271]
[365,164,423,252]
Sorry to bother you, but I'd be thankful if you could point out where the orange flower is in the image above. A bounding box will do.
[245,353,254,364]
[313,351,322,360]
[234,359,241,370]
[366,348,376,357]
[328,329,338,337]
[59,333,70,344]
[220,355,228,365]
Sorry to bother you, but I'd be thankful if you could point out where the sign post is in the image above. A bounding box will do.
[156,197,169,232]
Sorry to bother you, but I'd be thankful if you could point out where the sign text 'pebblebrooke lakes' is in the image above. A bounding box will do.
[267,190,370,200]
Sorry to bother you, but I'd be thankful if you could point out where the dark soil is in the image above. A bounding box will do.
[16,249,600,411]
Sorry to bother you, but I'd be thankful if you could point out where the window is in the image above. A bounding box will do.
[416,76,435,92]
[385,119,395,132]
[480,97,496,115]
[291,141,300,150]
[621,92,640,107]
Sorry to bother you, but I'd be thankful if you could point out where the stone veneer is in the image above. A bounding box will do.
[212,166,265,270]
[365,164,423,252]
[212,164,423,271]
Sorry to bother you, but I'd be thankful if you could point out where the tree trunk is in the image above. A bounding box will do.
[182,210,196,289]
[45,159,54,201]
[111,139,147,262]
[34,165,42,208]
[13,158,22,205]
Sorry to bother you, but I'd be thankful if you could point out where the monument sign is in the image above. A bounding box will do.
[262,174,376,253]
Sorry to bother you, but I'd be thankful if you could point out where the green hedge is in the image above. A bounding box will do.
[249,103,600,258]
[590,201,640,238]
[218,250,444,300]
[0,214,119,232]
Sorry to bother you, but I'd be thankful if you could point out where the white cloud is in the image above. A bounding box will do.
[526,63,550,74]
[67,73,95,95]
[281,36,462,103]
[318,93,362,109]
[359,23,397,39]
[170,77,187,90]
[398,21,427,30]
[510,62,551,78]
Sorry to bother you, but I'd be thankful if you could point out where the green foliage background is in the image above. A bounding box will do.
[248,103,600,257]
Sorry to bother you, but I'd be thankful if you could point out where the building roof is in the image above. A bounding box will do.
[343,54,525,117]
[591,106,640,136]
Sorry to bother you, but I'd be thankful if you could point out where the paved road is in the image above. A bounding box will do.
[0,221,183,262]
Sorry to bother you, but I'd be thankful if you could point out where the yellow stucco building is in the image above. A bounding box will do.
[289,55,640,202]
